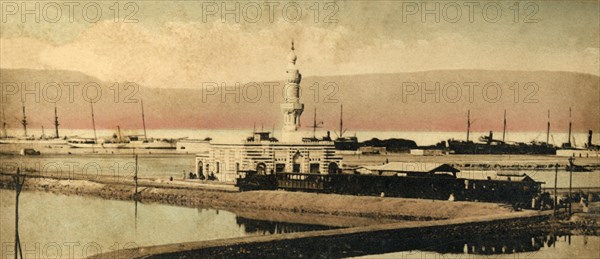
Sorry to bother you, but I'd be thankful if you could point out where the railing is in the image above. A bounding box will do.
[275,173,334,191]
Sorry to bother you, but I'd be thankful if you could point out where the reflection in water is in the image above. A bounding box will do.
[0,190,338,258]
[351,233,599,259]
[236,217,339,235]
[420,234,557,254]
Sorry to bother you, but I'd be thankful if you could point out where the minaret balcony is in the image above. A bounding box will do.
[280,103,304,111]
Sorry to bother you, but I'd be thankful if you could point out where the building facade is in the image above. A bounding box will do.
[195,42,343,183]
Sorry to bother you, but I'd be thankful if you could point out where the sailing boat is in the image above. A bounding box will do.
[67,103,125,149]
[122,101,176,149]
[333,104,359,151]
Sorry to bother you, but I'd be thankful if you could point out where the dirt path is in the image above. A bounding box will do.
[0,172,519,227]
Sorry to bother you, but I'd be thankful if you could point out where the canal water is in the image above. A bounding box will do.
[2,189,598,258]
[0,190,335,258]
[350,234,600,258]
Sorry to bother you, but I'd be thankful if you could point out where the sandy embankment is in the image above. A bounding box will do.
[0,172,519,227]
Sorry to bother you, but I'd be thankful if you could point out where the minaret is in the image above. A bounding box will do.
[280,40,304,142]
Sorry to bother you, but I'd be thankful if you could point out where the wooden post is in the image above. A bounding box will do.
[554,163,558,216]
[12,168,26,259]
[568,157,574,215]
[134,154,138,195]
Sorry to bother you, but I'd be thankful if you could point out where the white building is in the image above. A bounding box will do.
[195,42,343,183]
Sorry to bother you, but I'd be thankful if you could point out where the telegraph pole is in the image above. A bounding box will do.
[568,157,574,215]
[554,163,558,216]
[134,154,139,196]
[13,168,26,259]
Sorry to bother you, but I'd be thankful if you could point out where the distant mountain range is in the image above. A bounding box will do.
[1,69,598,133]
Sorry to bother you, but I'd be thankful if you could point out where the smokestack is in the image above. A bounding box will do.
[588,130,593,147]
[488,131,493,145]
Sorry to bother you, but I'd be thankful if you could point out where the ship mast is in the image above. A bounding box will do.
[310,107,322,139]
[1,100,6,138]
[568,107,572,146]
[546,110,550,144]
[466,110,471,142]
[339,104,344,138]
[21,104,28,137]
[90,102,98,143]
[313,107,317,139]
[502,110,506,142]
[141,100,148,141]
[54,103,60,139]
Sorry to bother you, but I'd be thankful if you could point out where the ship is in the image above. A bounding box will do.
[120,101,177,149]
[0,103,68,145]
[447,110,557,155]
[555,108,599,157]
[333,104,359,151]
[124,135,177,149]
[66,102,126,149]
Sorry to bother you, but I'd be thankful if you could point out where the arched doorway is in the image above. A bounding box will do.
[256,163,267,175]
[327,162,339,174]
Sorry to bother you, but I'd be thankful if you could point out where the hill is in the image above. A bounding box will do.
[1,69,598,132]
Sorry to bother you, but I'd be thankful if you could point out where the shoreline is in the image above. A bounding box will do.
[2,171,597,258]
[93,211,555,258]
[0,172,525,227]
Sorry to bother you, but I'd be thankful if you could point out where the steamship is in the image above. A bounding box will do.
[447,110,557,155]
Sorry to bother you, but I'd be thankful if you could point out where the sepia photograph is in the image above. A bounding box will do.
[0,0,599,258]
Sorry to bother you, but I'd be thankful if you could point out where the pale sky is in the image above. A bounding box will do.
[1,0,598,88]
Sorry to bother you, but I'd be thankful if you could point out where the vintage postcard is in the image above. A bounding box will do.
[0,1,599,258]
